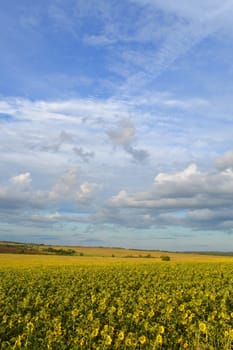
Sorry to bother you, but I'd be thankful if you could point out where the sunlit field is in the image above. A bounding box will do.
[0,253,232,349]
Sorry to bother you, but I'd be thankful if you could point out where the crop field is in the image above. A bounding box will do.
[0,256,233,349]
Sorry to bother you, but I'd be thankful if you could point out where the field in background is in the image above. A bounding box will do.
[0,252,233,268]
[0,241,233,267]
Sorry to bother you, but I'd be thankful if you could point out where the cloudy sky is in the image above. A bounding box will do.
[1,0,233,250]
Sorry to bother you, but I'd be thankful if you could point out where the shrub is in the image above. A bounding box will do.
[160,255,170,261]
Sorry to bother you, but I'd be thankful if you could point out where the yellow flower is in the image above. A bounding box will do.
[15,335,22,347]
[105,335,112,345]
[26,321,34,333]
[167,306,173,314]
[158,325,165,334]
[110,305,116,313]
[179,304,185,312]
[139,335,146,344]
[80,337,85,346]
[220,311,226,319]
[156,334,163,345]
[91,328,99,338]
[148,310,154,318]
[125,337,132,346]
[54,322,62,336]
[183,341,188,348]
[73,337,79,345]
[87,310,93,321]
[91,294,96,303]
[118,331,124,341]
[117,308,123,316]
[71,308,79,317]
[199,322,207,333]
[104,324,109,332]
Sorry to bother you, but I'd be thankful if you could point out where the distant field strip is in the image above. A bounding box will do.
[0,260,232,349]
[0,251,232,268]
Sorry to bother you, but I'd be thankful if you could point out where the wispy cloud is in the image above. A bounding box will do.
[107,119,149,163]
[73,147,95,163]
[119,1,233,95]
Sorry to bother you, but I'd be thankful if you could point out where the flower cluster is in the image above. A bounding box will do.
[0,262,232,349]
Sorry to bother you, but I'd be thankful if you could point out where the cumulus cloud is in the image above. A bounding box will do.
[76,182,100,205]
[106,160,233,232]
[214,150,233,170]
[0,168,102,214]
[0,173,48,211]
[0,169,101,230]
[111,164,233,209]
[10,172,32,189]
[49,168,79,201]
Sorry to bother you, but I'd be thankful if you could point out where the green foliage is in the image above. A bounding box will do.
[160,255,170,261]
[0,243,78,256]
[0,263,232,349]
[43,247,77,256]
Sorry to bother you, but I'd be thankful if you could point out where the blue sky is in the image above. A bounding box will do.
[1,0,233,250]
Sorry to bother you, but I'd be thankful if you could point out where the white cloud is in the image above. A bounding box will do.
[10,172,32,189]
[107,119,149,162]
[215,150,233,170]
[155,164,199,184]
[107,119,135,147]
[111,164,233,209]
[0,97,128,124]
[31,212,62,222]
[83,34,116,46]
[107,160,233,232]
[49,168,79,201]
[76,182,100,205]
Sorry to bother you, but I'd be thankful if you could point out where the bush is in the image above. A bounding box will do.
[160,255,170,261]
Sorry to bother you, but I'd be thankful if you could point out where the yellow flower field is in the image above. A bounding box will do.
[0,258,232,349]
